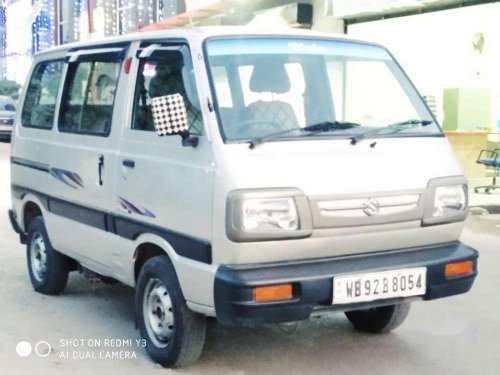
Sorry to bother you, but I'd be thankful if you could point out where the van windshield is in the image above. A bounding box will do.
[205,37,440,142]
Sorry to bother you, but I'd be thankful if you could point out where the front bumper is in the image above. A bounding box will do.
[214,241,478,325]
[0,129,11,139]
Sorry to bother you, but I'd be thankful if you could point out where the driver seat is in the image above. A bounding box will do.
[246,59,299,129]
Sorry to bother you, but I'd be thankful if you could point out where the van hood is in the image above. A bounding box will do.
[219,136,463,196]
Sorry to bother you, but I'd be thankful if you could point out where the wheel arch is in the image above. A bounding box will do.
[131,233,217,314]
[132,234,181,283]
[134,242,168,282]
[19,194,47,232]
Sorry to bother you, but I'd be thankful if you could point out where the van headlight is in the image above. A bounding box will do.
[423,177,468,226]
[242,198,298,231]
[226,188,313,242]
[432,185,467,217]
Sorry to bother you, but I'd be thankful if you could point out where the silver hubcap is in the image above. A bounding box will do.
[30,233,47,282]
[143,278,175,348]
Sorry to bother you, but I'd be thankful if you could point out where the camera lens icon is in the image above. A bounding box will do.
[35,341,52,357]
[16,341,32,357]
[16,341,51,358]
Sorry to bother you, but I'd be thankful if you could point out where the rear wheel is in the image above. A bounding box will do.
[136,255,206,368]
[345,303,411,333]
[26,216,71,295]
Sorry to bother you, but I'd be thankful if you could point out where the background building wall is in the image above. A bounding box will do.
[348,2,500,131]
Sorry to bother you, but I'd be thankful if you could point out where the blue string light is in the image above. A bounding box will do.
[74,0,84,41]
[0,4,6,79]
[103,0,116,36]
[26,0,184,52]
[31,0,53,53]
[31,0,38,54]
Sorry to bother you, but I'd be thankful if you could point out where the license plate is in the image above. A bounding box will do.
[333,267,426,305]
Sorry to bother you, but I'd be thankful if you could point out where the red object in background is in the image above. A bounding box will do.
[124,57,132,74]
[139,8,216,31]
[138,2,232,32]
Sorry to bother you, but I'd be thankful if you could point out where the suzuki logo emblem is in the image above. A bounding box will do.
[363,198,380,216]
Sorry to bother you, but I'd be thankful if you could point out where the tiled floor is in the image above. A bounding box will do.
[468,178,500,209]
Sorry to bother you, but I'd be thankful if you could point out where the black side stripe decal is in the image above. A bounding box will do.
[113,216,212,264]
[11,185,212,264]
[49,198,108,231]
[11,157,50,173]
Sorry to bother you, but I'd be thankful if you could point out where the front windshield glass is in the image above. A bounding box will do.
[205,37,441,141]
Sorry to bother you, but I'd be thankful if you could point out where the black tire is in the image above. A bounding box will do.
[345,302,411,333]
[136,255,206,368]
[26,216,71,295]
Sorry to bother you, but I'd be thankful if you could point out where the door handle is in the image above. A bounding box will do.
[98,155,104,186]
[122,159,135,168]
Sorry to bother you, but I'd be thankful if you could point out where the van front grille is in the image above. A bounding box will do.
[310,190,426,228]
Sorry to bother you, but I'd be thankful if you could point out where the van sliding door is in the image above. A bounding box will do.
[45,46,129,275]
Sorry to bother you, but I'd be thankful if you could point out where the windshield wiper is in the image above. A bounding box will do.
[350,119,433,145]
[248,121,360,149]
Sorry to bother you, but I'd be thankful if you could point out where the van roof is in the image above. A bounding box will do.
[34,26,377,57]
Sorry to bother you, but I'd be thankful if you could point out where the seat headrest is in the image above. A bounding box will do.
[249,59,290,94]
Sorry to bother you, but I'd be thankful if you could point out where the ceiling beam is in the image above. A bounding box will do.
[344,0,499,25]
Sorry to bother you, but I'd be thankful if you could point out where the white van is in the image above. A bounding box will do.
[9,27,478,368]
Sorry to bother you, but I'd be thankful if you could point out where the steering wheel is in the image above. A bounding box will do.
[236,120,286,138]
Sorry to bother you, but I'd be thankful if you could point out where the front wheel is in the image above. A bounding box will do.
[136,256,206,368]
[345,303,411,333]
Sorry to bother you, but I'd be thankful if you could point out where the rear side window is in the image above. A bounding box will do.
[59,57,121,136]
[21,61,64,129]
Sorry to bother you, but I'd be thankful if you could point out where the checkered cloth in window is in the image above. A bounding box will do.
[151,94,188,136]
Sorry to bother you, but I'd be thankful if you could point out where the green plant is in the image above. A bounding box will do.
[0,79,21,99]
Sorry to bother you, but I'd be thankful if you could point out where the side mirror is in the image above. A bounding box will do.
[151,93,198,147]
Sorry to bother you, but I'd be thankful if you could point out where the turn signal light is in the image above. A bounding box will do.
[445,260,473,277]
[253,284,293,302]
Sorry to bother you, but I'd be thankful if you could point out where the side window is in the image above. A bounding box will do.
[21,61,64,129]
[59,57,121,136]
[132,50,203,135]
